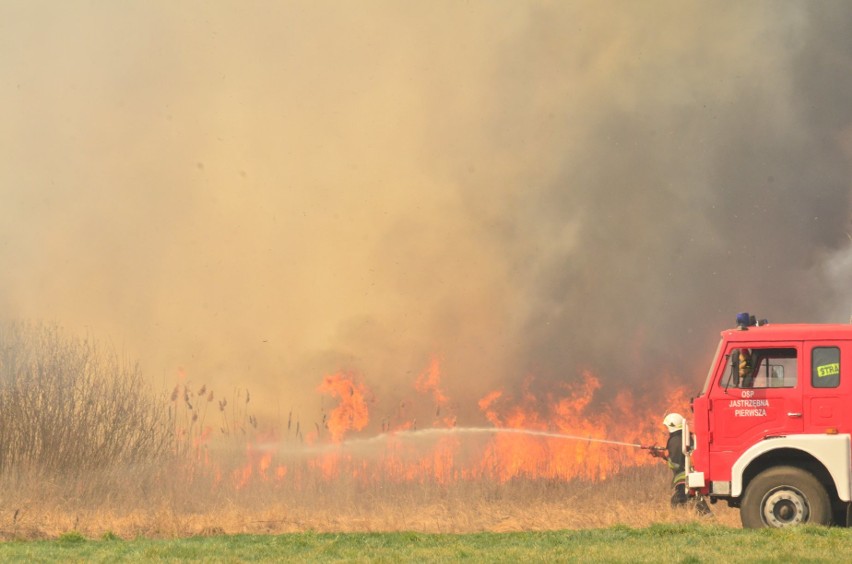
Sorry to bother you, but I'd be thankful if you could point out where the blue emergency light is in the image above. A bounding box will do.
[736,312,768,329]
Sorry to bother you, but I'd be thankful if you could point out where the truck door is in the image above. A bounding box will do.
[803,341,850,434]
[708,343,803,472]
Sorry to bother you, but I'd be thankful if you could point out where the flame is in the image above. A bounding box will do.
[473,371,679,482]
[317,372,370,442]
[174,361,690,491]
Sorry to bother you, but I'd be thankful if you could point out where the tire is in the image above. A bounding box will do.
[741,466,832,528]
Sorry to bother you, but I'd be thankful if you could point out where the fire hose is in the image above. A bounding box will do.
[461,428,669,459]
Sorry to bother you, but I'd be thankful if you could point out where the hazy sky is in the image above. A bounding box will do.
[3,2,852,428]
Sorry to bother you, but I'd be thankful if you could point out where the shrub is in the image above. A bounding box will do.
[0,321,172,477]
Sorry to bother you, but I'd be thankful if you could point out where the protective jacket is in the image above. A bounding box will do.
[666,430,687,506]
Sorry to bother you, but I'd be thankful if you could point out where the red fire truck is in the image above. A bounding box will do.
[685,313,852,528]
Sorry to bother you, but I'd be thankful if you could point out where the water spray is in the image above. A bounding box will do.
[310,427,661,449]
[355,427,648,448]
[263,426,663,455]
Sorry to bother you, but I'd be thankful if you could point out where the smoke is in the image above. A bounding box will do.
[2,2,852,427]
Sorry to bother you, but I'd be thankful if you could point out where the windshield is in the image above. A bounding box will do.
[701,339,723,395]
[723,347,798,389]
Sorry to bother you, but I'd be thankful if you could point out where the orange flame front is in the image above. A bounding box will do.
[475,371,685,481]
[177,362,690,490]
[317,372,370,442]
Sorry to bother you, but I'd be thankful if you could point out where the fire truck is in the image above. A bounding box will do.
[684,313,852,528]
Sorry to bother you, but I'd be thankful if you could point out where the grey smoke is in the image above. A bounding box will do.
[1,2,851,428]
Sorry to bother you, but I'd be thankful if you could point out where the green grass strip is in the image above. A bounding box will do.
[1,524,850,563]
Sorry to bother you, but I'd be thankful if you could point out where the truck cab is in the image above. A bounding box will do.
[687,314,852,528]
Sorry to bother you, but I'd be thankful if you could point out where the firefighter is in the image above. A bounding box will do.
[738,348,754,388]
[661,412,688,506]
[649,413,711,515]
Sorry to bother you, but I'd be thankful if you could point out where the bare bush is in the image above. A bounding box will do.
[0,321,172,477]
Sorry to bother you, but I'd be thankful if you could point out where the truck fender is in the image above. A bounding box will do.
[731,434,852,501]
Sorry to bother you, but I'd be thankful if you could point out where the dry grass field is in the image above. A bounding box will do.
[0,322,738,541]
[0,465,739,540]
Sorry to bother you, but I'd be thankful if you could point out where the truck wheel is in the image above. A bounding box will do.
[741,466,832,528]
